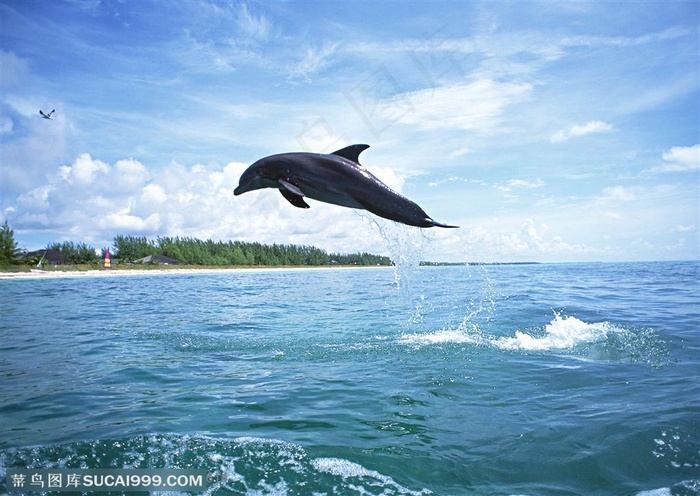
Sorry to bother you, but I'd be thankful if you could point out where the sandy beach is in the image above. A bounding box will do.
[0,265,390,280]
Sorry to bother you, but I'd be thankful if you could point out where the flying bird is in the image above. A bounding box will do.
[39,109,55,120]
[234,144,459,228]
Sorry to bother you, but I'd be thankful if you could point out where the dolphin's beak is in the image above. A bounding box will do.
[234,178,257,195]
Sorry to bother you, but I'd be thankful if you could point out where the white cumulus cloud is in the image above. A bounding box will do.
[550,120,615,143]
[457,218,602,261]
[59,154,110,185]
[647,144,700,173]
[6,153,411,255]
[495,178,545,192]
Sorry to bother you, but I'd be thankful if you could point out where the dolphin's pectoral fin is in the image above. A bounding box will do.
[331,144,370,164]
[278,179,310,207]
[278,179,305,197]
[280,189,310,209]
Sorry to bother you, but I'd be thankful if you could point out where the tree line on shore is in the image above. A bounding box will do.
[0,221,391,267]
[112,235,390,266]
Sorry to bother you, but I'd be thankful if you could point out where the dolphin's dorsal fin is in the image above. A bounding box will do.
[331,144,370,164]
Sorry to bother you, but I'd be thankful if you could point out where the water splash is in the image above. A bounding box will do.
[398,311,668,365]
[493,312,611,351]
[365,217,432,293]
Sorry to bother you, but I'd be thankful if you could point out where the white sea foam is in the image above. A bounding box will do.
[399,328,483,346]
[311,458,431,495]
[635,489,672,496]
[312,457,383,479]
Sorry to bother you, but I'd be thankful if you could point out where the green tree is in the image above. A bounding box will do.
[0,220,21,266]
[113,235,156,261]
[73,242,98,264]
[45,241,98,264]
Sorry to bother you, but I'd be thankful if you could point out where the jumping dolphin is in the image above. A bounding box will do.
[234,144,458,228]
[39,109,55,120]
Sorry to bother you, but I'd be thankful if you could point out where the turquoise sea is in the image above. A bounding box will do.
[1,261,698,495]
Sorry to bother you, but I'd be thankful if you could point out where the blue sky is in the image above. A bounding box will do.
[1,0,698,262]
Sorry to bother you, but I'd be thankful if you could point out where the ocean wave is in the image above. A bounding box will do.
[0,434,431,496]
[636,479,700,496]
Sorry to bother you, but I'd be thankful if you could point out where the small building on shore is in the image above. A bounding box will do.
[133,254,181,265]
[21,249,66,266]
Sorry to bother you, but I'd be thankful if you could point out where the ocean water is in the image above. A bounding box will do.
[0,261,698,495]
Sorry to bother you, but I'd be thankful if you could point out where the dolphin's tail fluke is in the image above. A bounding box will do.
[425,218,459,228]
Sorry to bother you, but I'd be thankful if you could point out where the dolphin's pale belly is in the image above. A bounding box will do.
[300,184,366,210]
